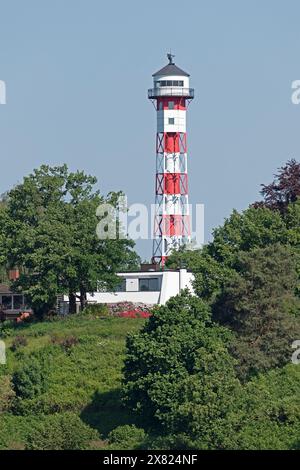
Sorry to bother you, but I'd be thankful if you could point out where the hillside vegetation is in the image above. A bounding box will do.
[0,160,300,450]
[0,315,145,450]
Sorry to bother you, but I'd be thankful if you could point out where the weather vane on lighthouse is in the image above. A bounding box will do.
[167,51,175,64]
[148,55,195,266]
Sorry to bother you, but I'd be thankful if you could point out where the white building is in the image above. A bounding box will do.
[84,268,194,306]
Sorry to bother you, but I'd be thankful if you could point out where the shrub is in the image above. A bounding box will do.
[26,412,99,450]
[0,375,15,412]
[11,335,28,352]
[0,321,14,338]
[50,334,79,353]
[13,356,48,400]
[108,425,146,450]
[82,304,110,317]
[60,335,79,353]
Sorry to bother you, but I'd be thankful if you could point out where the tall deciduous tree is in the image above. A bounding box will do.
[0,165,139,316]
[166,206,289,303]
[123,293,241,448]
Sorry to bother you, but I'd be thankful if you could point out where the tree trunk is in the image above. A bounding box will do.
[80,287,87,311]
[69,291,77,314]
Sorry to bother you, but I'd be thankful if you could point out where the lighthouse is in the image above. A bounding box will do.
[148,54,194,266]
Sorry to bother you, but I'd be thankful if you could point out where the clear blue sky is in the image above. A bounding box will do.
[1,0,300,259]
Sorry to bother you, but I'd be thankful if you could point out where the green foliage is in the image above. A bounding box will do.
[0,414,38,450]
[0,315,144,449]
[11,335,28,352]
[213,244,300,380]
[82,303,110,317]
[167,206,291,303]
[0,164,140,315]
[0,320,14,338]
[224,365,300,450]
[108,425,146,450]
[13,355,49,400]
[0,375,15,412]
[123,293,242,448]
[145,433,196,450]
[25,412,99,450]
[209,207,288,264]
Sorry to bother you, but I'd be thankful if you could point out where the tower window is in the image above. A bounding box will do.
[156,80,184,87]
[168,101,174,110]
[168,118,175,125]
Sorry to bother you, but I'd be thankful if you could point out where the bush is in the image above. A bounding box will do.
[60,335,79,353]
[0,375,15,412]
[11,335,28,352]
[0,321,14,338]
[82,303,110,317]
[13,356,48,400]
[50,334,79,353]
[108,425,146,450]
[26,412,99,450]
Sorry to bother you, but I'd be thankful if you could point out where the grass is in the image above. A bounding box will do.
[0,314,145,449]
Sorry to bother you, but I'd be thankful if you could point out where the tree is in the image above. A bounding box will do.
[166,206,288,303]
[0,165,140,315]
[167,247,235,303]
[253,159,300,214]
[123,293,241,448]
[212,244,300,380]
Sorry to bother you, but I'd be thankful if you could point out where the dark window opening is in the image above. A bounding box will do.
[157,80,184,87]
[139,278,160,292]
[13,295,24,310]
[1,295,12,310]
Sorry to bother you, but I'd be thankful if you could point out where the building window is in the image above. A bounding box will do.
[13,295,24,310]
[159,101,163,110]
[1,295,12,310]
[139,278,160,292]
[168,101,174,110]
[168,118,175,125]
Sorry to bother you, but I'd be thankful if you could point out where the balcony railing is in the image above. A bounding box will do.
[148,87,194,99]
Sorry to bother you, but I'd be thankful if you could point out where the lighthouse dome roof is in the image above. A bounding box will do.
[152,62,190,77]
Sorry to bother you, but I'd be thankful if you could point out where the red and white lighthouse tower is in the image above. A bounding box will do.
[148,54,194,266]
